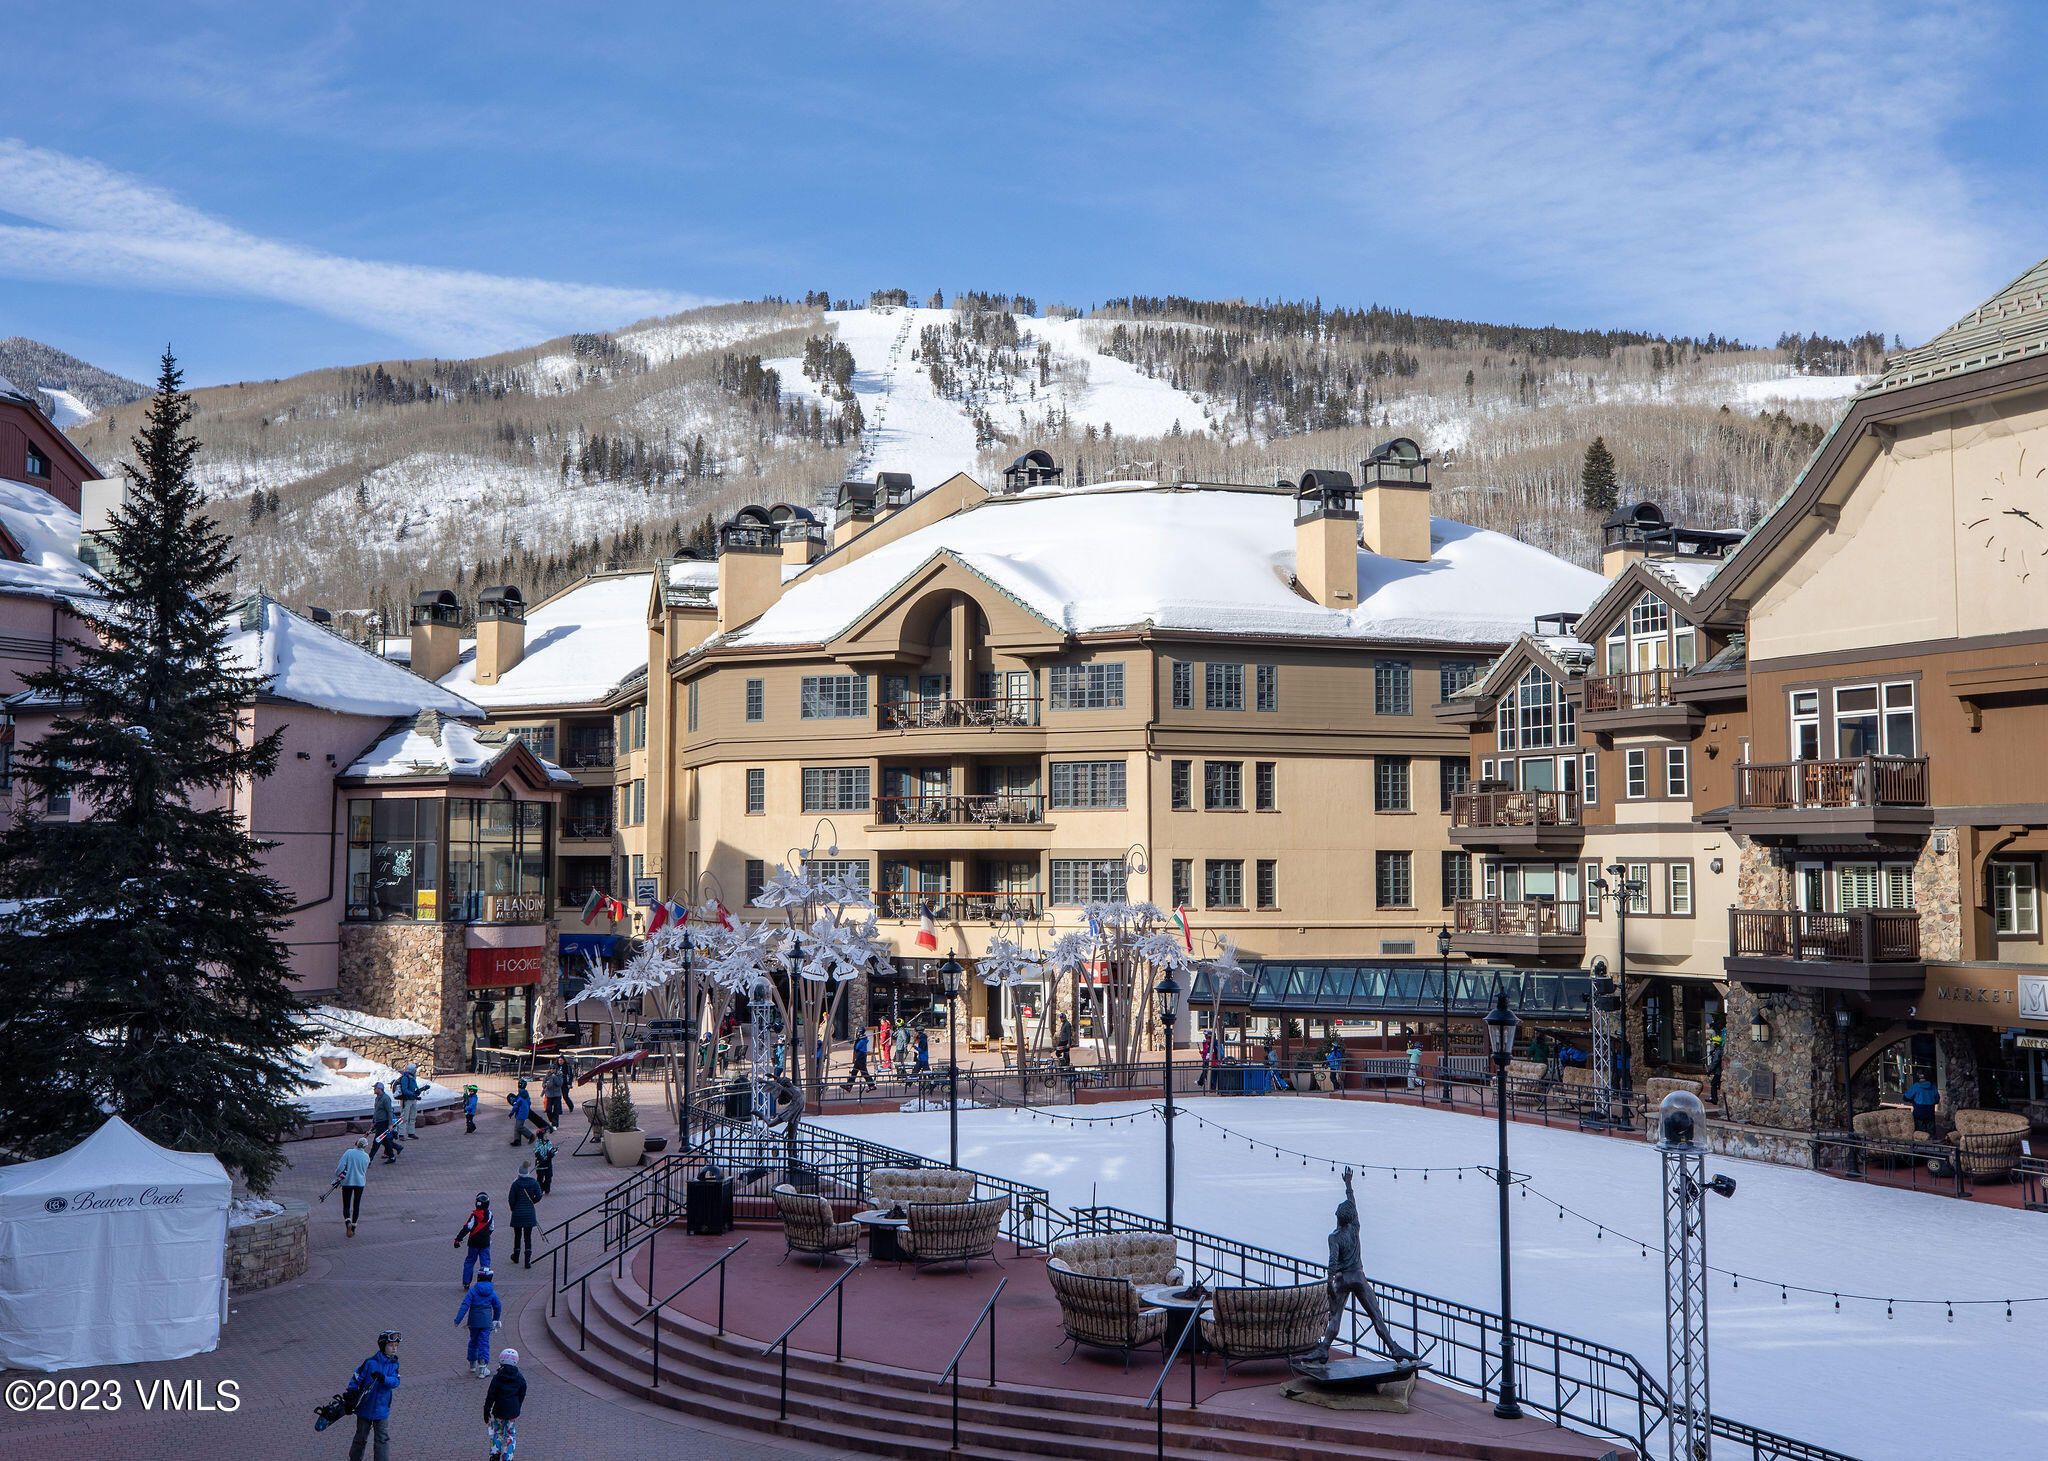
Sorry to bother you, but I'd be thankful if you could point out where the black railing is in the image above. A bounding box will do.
[762,1260,862,1419]
[941,1278,1007,1449]
[875,793,1046,825]
[1146,1286,1203,1461]
[880,696,1040,729]
[563,817,615,839]
[637,1239,747,1389]
[565,744,616,768]
[875,890,1047,922]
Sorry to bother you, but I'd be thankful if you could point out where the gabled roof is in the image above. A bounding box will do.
[1873,253,2048,396]
[226,595,481,720]
[1459,633,1594,708]
[341,707,574,785]
[1577,557,1719,640]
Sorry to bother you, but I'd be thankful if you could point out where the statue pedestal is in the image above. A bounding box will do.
[1283,1359,1423,1413]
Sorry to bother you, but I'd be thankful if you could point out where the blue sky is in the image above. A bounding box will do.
[3,2,2043,387]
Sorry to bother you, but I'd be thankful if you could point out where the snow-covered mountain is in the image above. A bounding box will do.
[0,337,148,423]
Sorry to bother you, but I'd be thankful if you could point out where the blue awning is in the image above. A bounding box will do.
[560,934,621,959]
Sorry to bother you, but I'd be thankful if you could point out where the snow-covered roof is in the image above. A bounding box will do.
[1642,557,1721,600]
[342,707,575,783]
[377,636,411,664]
[226,596,482,720]
[718,483,1606,649]
[0,477,94,604]
[438,572,652,708]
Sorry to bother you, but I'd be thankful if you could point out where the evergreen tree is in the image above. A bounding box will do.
[1580,435,1619,513]
[0,351,306,1188]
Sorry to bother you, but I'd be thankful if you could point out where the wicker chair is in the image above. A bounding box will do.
[1951,1110,2031,1179]
[1047,1265,1167,1368]
[1197,1282,1329,1372]
[772,1184,860,1264]
[901,1195,1010,1272]
[1048,1233,1181,1287]
[868,1167,976,1209]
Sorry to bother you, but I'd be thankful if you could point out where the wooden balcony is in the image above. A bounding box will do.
[1450,897,1585,957]
[1728,756,1933,843]
[1578,668,1700,731]
[875,890,1046,923]
[1448,789,1583,855]
[875,794,1046,827]
[1724,908,1926,994]
[879,697,1040,730]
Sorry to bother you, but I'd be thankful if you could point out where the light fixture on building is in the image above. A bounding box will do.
[1749,1012,1771,1044]
[1709,857,1724,874]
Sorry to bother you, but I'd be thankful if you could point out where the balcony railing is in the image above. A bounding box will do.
[562,817,615,839]
[1581,667,1681,712]
[1736,755,1928,810]
[1450,789,1582,829]
[565,744,616,768]
[879,697,1040,730]
[875,890,1046,923]
[1728,908,1922,963]
[876,794,1046,826]
[1453,898,1584,938]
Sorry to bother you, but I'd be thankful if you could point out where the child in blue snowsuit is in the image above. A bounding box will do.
[454,1271,501,1376]
[463,1085,479,1134]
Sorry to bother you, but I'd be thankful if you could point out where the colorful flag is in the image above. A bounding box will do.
[580,889,605,926]
[915,901,939,951]
[646,902,670,934]
[713,900,734,931]
[1175,905,1193,951]
[665,900,689,927]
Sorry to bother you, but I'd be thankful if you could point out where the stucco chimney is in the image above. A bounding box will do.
[473,585,527,685]
[409,590,464,682]
[1293,470,1359,609]
[831,480,876,547]
[716,508,785,635]
[1357,439,1433,563]
[776,506,823,569]
[1601,502,1667,578]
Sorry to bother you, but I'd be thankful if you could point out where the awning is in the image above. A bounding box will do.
[560,933,621,959]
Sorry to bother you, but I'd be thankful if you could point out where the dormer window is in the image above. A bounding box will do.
[24,445,50,479]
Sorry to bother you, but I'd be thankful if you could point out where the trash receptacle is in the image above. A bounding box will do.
[725,1087,752,1120]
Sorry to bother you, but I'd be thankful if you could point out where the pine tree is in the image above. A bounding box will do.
[1580,435,1619,513]
[0,351,306,1189]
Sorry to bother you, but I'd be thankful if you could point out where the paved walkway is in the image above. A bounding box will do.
[5,1106,851,1461]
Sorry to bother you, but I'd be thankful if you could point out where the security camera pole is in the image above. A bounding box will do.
[1658,1089,1735,1461]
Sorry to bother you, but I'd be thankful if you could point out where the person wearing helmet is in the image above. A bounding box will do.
[344,1331,401,1461]
[454,1269,502,1378]
[454,1192,494,1287]
[484,1346,526,1460]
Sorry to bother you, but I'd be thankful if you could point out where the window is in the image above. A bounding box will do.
[799,674,868,719]
[807,858,871,893]
[1883,863,1915,909]
[1171,660,1194,709]
[626,704,646,751]
[1049,662,1124,710]
[1050,760,1126,808]
[1375,660,1412,716]
[1510,666,1559,747]
[1440,660,1481,701]
[1626,863,1651,914]
[347,798,441,921]
[1442,851,1472,905]
[1439,758,1469,814]
[1256,859,1278,909]
[1790,690,1821,760]
[1171,859,1193,908]
[1375,851,1413,908]
[24,444,49,479]
[1629,592,1671,638]
[1584,861,1602,918]
[1665,746,1689,798]
[1584,752,1598,805]
[801,766,870,812]
[1204,859,1244,908]
[1375,756,1410,812]
[1170,760,1192,810]
[687,681,699,732]
[1668,862,1693,917]
[631,853,645,888]
[1204,760,1243,810]
[1205,662,1244,711]
[745,859,767,905]
[632,779,646,825]
[1992,861,2038,935]
[1832,681,1917,758]
[1254,761,1277,811]
[1480,758,1495,782]
[442,797,550,922]
[508,724,556,762]
[745,678,764,722]
[1256,664,1278,712]
[745,768,765,814]
[1052,858,1125,905]
[1625,748,1648,799]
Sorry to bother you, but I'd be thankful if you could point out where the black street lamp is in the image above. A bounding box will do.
[679,929,696,1142]
[938,954,964,1169]
[1605,862,1638,1095]
[1436,924,1454,1104]
[1485,987,1523,1421]
[1156,971,1181,1231]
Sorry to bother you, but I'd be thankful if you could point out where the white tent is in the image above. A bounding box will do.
[0,1116,231,1371]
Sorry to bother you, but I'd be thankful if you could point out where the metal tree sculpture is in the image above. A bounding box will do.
[750,861,894,1102]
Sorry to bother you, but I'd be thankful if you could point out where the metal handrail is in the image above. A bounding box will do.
[939,1278,1007,1449]
[1144,1288,1203,1461]
[636,1239,747,1388]
[565,1218,671,1353]
[761,1260,863,1420]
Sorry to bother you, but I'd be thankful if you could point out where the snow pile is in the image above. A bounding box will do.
[343,709,575,783]
[288,1041,458,1118]
[223,596,482,720]
[300,1005,433,1040]
[816,1097,2040,1459]
[227,1196,285,1228]
[438,572,653,707]
[0,476,95,603]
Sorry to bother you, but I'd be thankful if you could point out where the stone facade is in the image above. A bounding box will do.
[1915,828,1964,961]
[1723,983,1843,1132]
[226,1199,310,1294]
[339,921,468,1070]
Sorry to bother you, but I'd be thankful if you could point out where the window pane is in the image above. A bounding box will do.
[1375,660,1413,716]
[1256,664,1278,712]
[1255,761,1277,811]
[1205,662,1244,711]
[1172,661,1193,710]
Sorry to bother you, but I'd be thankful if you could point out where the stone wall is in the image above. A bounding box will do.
[1723,983,1841,1131]
[338,921,468,1071]
[226,1199,309,1294]
[1916,828,1964,961]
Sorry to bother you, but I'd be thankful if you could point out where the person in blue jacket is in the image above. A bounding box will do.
[396,1063,422,1139]
[454,1269,502,1377]
[1904,1070,1942,1136]
[463,1084,479,1134]
[345,1330,401,1461]
[507,1080,547,1146]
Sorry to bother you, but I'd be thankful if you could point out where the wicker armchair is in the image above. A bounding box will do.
[1047,1265,1167,1368]
[772,1184,860,1264]
[869,1167,977,1209]
[1048,1233,1181,1287]
[1952,1110,2031,1179]
[1198,1282,1329,1371]
[901,1195,1010,1272]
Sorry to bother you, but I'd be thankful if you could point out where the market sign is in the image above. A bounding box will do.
[1921,966,2048,1028]
[2020,974,2048,1021]
[467,945,547,989]
[484,893,547,924]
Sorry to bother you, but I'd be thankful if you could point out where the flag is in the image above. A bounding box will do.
[915,900,939,951]
[607,897,627,924]
[665,900,689,928]
[1175,905,1193,951]
[646,902,670,935]
[713,900,734,931]
[580,889,605,926]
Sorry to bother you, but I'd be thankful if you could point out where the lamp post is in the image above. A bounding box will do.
[1484,987,1523,1421]
[1156,971,1181,1231]
[1436,924,1454,1104]
[1658,1089,1737,1461]
[1606,862,1639,1098]
[679,929,696,1142]
[938,953,964,1169]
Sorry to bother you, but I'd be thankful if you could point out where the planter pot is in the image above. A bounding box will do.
[603,1127,646,1167]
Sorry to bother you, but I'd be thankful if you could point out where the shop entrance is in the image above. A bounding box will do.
[465,983,535,1065]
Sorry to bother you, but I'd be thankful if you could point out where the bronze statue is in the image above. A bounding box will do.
[1315,1166,1418,1365]
[762,1071,805,1170]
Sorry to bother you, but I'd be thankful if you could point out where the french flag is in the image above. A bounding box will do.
[915,900,939,951]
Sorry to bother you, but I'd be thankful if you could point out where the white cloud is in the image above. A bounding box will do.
[1282,2,2028,342]
[0,140,703,355]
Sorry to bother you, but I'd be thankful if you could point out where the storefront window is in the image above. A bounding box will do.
[465,983,534,1062]
[347,798,440,921]
[446,797,551,922]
